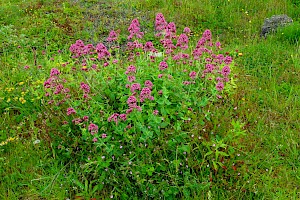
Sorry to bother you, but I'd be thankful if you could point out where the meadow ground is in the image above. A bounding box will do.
[0,0,299,199]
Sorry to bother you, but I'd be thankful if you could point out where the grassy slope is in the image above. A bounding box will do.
[0,0,299,199]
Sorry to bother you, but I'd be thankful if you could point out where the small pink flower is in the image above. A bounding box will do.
[92,137,98,142]
[91,64,97,69]
[80,82,90,93]
[72,118,82,125]
[158,74,163,78]
[127,76,136,82]
[216,82,224,91]
[153,110,159,115]
[103,62,109,67]
[50,68,60,77]
[184,27,191,34]
[125,65,137,74]
[221,66,231,76]
[119,114,127,121]
[183,81,191,85]
[83,116,89,121]
[24,65,30,69]
[189,71,197,79]
[107,30,118,42]
[88,123,98,135]
[130,83,141,93]
[224,56,233,64]
[102,134,107,138]
[144,80,153,89]
[67,107,76,115]
[159,61,168,71]
[108,113,119,124]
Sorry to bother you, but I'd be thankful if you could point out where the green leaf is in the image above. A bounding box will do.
[204,151,213,157]
[218,151,229,157]
[178,145,190,153]
[147,166,155,176]
[212,160,218,170]
[73,179,84,190]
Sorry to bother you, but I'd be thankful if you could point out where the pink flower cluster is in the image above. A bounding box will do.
[159,61,168,71]
[88,123,98,135]
[165,22,177,39]
[125,65,137,74]
[176,34,189,50]
[107,30,119,42]
[144,41,156,52]
[108,113,127,124]
[127,40,143,51]
[155,13,168,32]
[189,71,197,79]
[50,68,60,77]
[69,40,95,58]
[130,83,141,93]
[126,96,142,113]
[44,68,71,104]
[67,107,76,115]
[128,19,144,40]
[140,87,154,102]
[96,43,111,60]
[80,82,90,94]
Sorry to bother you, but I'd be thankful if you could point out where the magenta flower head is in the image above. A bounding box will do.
[144,80,153,89]
[202,29,212,41]
[183,27,191,34]
[127,95,137,105]
[108,113,119,124]
[83,116,89,121]
[155,13,168,31]
[50,68,60,77]
[88,123,98,135]
[128,18,144,39]
[96,43,111,59]
[166,22,177,38]
[92,137,98,142]
[107,30,118,42]
[159,61,168,71]
[127,76,136,82]
[153,110,159,115]
[216,82,224,91]
[119,114,127,121]
[215,41,221,48]
[224,56,233,65]
[144,41,155,52]
[221,66,231,76]
[176,34,189,50]
[80,82,90,93]
[205,64,214,72]
[189,71,197,79]
[67,107,76,115]
[125,65,137,74]
[130,83,141,93]
[102,134,107,139]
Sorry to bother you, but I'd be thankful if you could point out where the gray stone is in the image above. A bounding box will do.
[261,14,293,37]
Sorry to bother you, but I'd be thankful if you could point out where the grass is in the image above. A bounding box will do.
[0,0,299,199]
